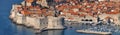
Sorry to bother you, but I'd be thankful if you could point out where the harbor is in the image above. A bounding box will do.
[9,22,120,35]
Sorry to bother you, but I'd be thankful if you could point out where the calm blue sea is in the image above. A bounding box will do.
[0,0,120,35]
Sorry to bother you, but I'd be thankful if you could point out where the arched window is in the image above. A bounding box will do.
[89,19,92,21]
[85,19,89,21]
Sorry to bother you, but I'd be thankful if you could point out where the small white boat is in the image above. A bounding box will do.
[76,30,111,35]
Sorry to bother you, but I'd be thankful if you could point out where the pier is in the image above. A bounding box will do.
[76,30,111,35]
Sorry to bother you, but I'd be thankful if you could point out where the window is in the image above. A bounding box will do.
[89,19,92,21]
[85,19,89,21]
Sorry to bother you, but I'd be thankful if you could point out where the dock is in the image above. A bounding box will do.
[76,30,112,35]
